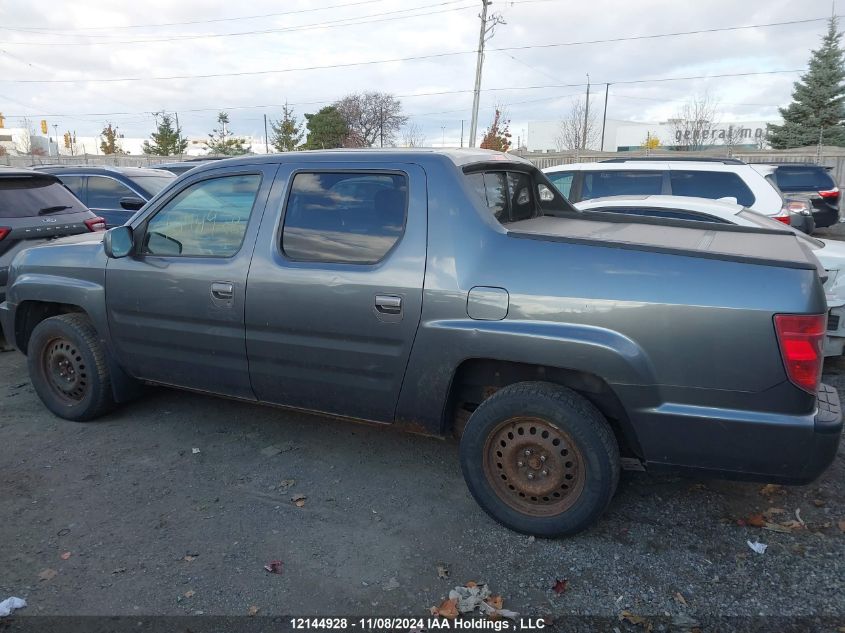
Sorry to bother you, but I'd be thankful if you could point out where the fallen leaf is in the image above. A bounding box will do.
[183,555,198,562]
[813,499,826,508]
[291,494,307,508]
[248,605,259,617]
[436,563,449,579]
[38,568,58,582]
[184,590,195,598]
[264,560,283,574]
[779,519,805,531]
[278,479,296,490]
[759,483,785,497]
[619,610,653,632]
[112,567,126,574]
[762,522,793,534]
[745,513,766,528]
[465,581,478,588]
[485,595,503,610]
[60,552,71,561]
[431,598,459,619]
[552,579,568,595]
[191,448,201,455]
[674,592,687,606]
[763,507,786,519]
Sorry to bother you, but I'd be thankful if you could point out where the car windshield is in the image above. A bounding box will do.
[775,166,836,191]
[0,176,89,218]
[132,175,175,196]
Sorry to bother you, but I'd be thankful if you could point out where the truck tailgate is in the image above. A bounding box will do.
[508,215,820,270]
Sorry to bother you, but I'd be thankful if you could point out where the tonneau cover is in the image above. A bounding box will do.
[507,215,820,270]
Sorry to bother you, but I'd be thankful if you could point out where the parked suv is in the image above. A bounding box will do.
[543,158,811,230]
[752,163,840,228]
[34,166,175,228]
[0,168,104,304]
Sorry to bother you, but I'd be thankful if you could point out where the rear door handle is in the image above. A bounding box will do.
[211,281,234,300]
[375,294,402,314]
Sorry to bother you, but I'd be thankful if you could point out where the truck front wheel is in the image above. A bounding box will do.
[28,314,115,422]
[460,381,619,537]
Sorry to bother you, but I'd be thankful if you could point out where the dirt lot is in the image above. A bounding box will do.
[0,226,844,631]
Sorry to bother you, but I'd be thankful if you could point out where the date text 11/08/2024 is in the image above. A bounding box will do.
[289,618,548,631]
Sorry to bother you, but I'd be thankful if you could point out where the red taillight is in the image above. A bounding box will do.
[774,214,791,224]
[773,208,792,224]
[0,227,9,241]
[818,187,839,199]
[774,314,825,393]
[84,217,106,232]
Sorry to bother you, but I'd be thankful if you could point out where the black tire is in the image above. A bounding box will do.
[27,314,115,422]
[459,381,619,537]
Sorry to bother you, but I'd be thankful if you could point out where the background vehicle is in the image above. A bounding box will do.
[543,159,813,232]
[1,150,840,537]
[150,161,214,176]
[0,168,104,304]
[575,194,845,356]
[33,166,175,228]
[752,163,840,228]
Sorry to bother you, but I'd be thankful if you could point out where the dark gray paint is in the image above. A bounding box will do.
[1,149,840,484]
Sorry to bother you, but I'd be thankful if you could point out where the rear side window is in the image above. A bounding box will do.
[467,170,540,223]
[669,170,755,206]
[775,166,836,191]
[546,171,574,198]
[580,170,663,200]
[87,176,136,209]
[0,176,88,218]
[282,172,407,264]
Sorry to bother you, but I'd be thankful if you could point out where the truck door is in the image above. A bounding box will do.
[245,163,427,422]
[105,165,277,398]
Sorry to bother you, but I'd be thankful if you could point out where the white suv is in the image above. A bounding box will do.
[543,158,793,224]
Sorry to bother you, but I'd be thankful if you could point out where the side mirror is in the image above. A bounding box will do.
[119,196,146,211]
[103,226,134,259]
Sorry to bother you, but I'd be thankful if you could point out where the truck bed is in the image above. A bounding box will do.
[507,213,819,270]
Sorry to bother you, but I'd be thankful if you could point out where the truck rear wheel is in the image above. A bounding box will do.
[459,381,619,537]
[27,314,115,422]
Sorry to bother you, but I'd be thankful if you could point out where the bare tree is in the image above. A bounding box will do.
[670,93,721,151]
[16,117,35,155]
[554,97,599,151]
[335,92,408,147]
[402,122,426,147]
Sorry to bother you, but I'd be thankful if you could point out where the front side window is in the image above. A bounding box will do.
[87,176,136,209]
[143,174,261,257]
[669,170,755,207]
[546,171,574,198]
[580,170,663,200]
[282,172,407,264]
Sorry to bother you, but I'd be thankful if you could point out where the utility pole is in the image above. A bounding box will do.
[441,125,446,147]
[174,112,183,159]
[264,113,270,154]
[52,124,58,160]
[600,83,610,152]
[460,120,464,148]
[581,74,591,150]
[468,1,504,148]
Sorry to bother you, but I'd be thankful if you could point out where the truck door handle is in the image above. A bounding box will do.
[211,281,234,300]
[375,294,402,314]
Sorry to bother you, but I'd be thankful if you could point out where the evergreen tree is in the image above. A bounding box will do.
[303,106,349,149]
[769,17,845,149]
[100,122,124,155]
[270,103,303,152]
[142,112,188,156]
[206,111,250,156]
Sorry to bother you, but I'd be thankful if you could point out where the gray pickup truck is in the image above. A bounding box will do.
[1,149,841,536]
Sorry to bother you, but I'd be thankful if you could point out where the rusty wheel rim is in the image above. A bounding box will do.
[42,337,88,403]
[482,416,586,517]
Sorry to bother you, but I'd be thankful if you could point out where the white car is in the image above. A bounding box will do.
[574,195,845,356]
[543,158,804,226]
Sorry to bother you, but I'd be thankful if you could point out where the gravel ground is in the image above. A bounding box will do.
[1,224,844,631]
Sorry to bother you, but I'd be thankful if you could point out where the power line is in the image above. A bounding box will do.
[0,69,805,119]
[0,1,475,45]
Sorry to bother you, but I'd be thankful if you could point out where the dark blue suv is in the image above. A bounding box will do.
[33,166,175,228]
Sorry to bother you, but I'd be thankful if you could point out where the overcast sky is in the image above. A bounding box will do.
[0,0,838,147]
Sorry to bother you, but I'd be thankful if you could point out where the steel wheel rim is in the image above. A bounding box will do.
[42,337,88,403]
[482,416,586,517]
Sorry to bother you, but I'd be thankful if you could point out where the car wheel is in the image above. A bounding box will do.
[27,314,115,422]
[460,381,619,537]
